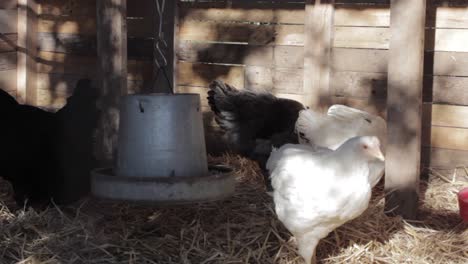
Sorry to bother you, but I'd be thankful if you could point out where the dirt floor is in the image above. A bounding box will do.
[0,155,467,264]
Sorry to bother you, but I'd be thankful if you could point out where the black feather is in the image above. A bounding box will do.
[0,79,99,207]
[207,80,305,169]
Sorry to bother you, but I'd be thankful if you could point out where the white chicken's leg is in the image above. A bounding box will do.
[296,234,319,264]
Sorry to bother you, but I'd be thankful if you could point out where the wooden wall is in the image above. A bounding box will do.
[0,0,17,97]
[35,0,171,108]
[176,0,468,171]
[6,0,467,171]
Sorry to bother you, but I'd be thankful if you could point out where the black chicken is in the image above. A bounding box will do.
[0,79,99,207]
[207,80,305,171]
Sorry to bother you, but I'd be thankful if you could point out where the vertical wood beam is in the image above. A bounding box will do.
[303,0,334,111]
[96,0,128,165]
[17,0,37,105]
[172,0,179,92]
[385,0,426,219]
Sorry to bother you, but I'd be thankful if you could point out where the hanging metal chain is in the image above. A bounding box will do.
[152,0,173,93]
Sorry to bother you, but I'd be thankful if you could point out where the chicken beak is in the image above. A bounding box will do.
[373,148,385,161]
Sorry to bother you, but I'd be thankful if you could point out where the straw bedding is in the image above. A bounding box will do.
[0,154,467,264]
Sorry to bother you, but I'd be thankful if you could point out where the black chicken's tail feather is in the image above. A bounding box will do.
[208,80,266,151]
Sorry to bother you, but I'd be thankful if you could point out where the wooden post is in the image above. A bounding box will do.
[385,0,426,219]
[172,0,179,92]
[303,0,334,111]
[96,0,128,166]
[17,0,37,105]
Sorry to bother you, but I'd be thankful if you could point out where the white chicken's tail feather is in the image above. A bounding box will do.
[295,109,324,145]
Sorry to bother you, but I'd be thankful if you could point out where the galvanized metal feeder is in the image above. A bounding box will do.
[91,94,235,203]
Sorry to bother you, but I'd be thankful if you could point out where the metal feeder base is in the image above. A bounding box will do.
[91,165,235,204]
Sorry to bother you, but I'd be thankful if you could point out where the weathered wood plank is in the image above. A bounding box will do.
[38,15,96,35]
[179,6,305,24]
[384,0,426,219]
[96,0,127,165]
[37,0,96,16]
[0,69,17,91]
[334,27,389,49]
[425,75,468,105]
[331,70,468,106]
[423,125,468,151]
[38,15,154,37]
[274,45,304,68]
[244,66,303,94]
[427,6,468,29]
[0,0,17,9]
[17,0,38,104]
[37,0,155,17]
[36,73,147,106]
[303,0,334,110]
[0,9,17,33]
[426,28,468,52]
[177,61,244,88]
[335,27,468,52]
[421,147,468,168]
[428,51,468,76]
[37,51,151,80]
[0,34,17,52]
[177,41,274,66]
[335,6,389,27]
[335,6,468,29]
[37,33,153,59]
[332,48,388,73]
[177,41,304,68]
[333,48,468,77]
[429,104,468,128]
[0,52,17,70]
[178,21,304,46]
[37,51,97,75]
[331,71,387,99]
[38,32,97,55]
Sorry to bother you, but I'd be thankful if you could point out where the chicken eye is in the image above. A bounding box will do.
[363,145,368,149]
[364,118,372,124]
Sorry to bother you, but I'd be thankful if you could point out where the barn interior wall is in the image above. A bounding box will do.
[0,0,17,98]
[2,0,467,173]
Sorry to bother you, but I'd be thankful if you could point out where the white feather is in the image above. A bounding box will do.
[268,136,382,264]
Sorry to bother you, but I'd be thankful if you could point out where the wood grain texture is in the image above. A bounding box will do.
[334,27,468,52]
[0,0,17,9]
[0,34,18,52]
[178,20,304,46]
[179,6,305,24]
[0,69,17,91]
[423,125,468,151]
[331,71,387,99]
[95,0,127,165]
[17,0,38,104]
[385,0,426,219]
[421,147,468,168]
[177,61,244,88]
[425,75,468,105]
[303,0,334,110]
[0,52,17,70]
[0,9,17,33]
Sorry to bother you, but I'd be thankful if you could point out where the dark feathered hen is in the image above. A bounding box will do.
[0,79,99,207]
[207,80,305,169]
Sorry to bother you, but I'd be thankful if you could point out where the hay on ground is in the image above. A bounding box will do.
[0,154,467,264]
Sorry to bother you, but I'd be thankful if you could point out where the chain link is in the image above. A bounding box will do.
[152,0,172,93]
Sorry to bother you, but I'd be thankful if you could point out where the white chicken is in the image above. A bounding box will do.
[267,136,385,264]
[296,105,387,187]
